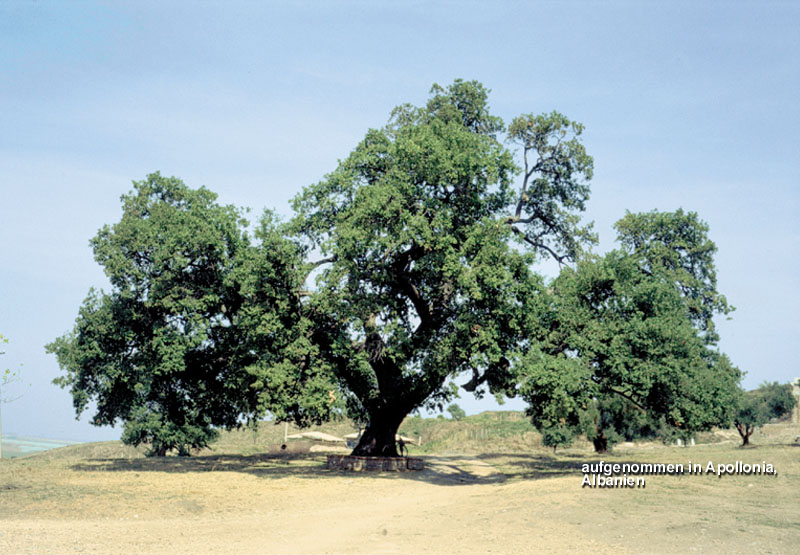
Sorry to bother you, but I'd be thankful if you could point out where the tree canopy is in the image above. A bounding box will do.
[614,209,732,343]
[733,382,796,446]
[48,80,742,457]
[518,210,741,452]
[46,177,338,455]
[287,80,596,455]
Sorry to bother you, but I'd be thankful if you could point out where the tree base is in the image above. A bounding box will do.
[327,455,424,471]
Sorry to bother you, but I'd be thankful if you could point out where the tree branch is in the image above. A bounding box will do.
[513,146,532,221]
[390,245,432,323]
[309,255,337,268]
[298,256,338,296]
[509,225,568,265]
[461,367,487,392]
[604,387,648,413]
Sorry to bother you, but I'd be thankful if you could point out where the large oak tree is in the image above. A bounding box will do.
[49,81,739,457]
[49,81,595,456]
[289,80,593,455]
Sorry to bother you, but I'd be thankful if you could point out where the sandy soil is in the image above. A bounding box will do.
[0,455,622,554]
[1,446,798,554]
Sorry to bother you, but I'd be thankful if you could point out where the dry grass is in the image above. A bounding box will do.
[1,418,798,554]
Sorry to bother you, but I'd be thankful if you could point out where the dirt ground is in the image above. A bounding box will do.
[1,438,799,554]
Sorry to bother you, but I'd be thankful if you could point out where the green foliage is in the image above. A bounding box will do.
[47,175,341,456]
[614,209,732,343]
[48,81,743,459]
[507,111,596,262]
[288,79,596,455]
[233,212,344,427]
[734,382,797,446]
[539,423,575,452]
[578,396,649,452]
[46,174,252,454]
[519,211,741,451]
[447,403,466,421]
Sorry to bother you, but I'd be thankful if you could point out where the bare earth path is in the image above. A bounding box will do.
[2,444,798,554]
[1,455,618,554]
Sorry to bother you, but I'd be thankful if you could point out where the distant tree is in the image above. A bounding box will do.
[447,403,466,421]
[520,210,741,453]
[535,394,698,454]
[539,423,575,453]
[734,382,797,446]
[581,396,649,453]
[577,394,707,452]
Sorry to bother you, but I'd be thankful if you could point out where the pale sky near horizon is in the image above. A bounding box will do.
[1,1,798,442]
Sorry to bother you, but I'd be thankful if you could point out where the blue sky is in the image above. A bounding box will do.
[1,1,798,442]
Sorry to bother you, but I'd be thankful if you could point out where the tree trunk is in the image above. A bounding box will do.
[593,432,608,453]
[736,424,752,446]
[351,406,406,457]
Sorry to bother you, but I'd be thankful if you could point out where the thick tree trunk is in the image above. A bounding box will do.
[593,432,609,453]
[351,407,406,457]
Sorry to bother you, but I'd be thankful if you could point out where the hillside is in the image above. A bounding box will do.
[209,410,545,457]
[2,411,545,461]
[13,410,800,462]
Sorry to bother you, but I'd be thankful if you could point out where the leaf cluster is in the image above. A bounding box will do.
[47,175,342,455]
[735,382,796,430]
[519,212,741,450]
